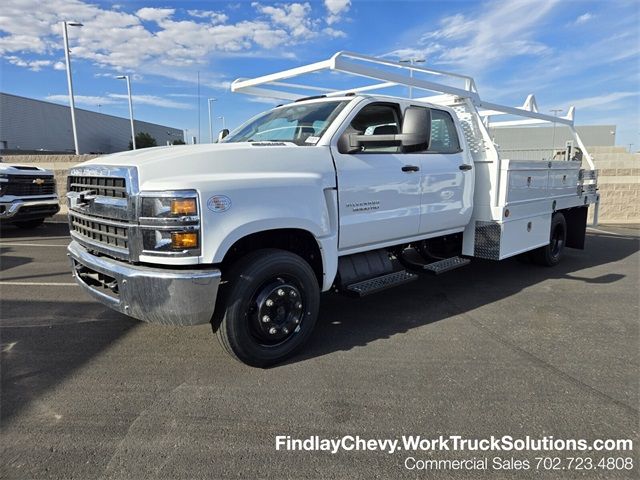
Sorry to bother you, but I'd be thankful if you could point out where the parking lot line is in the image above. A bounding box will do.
[586,227,627,236]
[0,281,77,286]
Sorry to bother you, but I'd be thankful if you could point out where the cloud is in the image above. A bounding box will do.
[574,12,594,25]
[561,91,639,111]
[136,7,175,23]
[46,94,118,106]
[323,27,347,38]
[108,93,193,109]
[0,0,343,85]
[253,2,317,39]
[187,10,228,24]
[5,55,52,71]
[45,93,193,109]
[324,0,351,25]
[387,0,558,72]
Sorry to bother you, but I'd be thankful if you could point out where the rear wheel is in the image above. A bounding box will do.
[215,249,320,367]
[13,218,45,229]
[531,213,566,266]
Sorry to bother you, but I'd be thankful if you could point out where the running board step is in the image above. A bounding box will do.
[423,256,470,275]
[345,270,418,297]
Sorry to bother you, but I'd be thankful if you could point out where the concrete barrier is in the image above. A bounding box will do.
[2,148,637,223]
[590,147,639,223]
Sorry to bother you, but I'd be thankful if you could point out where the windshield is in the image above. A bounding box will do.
[223,100,349,146]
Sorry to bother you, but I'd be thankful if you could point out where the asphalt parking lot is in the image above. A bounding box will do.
[1,222,638,479]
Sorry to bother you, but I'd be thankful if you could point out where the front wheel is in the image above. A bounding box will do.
[530,213,566,266]
[215,249,320,367]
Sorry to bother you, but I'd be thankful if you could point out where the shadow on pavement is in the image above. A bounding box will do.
[291,231,640,364]
[0,221,70,239]
[1,231,637,422]
[1,306,137,423]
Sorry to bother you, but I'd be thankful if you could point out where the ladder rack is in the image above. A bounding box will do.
[231,51,594,169]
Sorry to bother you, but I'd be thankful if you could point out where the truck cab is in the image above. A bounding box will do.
[66,52,599,367]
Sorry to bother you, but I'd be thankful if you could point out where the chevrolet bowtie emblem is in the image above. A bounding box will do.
[32,178,45,185]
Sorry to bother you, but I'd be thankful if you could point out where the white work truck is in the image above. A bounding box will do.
[67,52,599,366]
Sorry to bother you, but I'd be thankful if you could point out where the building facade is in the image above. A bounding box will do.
[0,93,183,154]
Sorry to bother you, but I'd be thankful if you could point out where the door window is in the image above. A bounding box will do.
[348,103,401,153]
[428,109,460,153]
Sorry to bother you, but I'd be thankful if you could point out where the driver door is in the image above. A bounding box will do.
[331,102,422,251]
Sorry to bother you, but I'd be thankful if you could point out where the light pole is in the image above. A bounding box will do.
[550,108,563,160]
[62,21,83,155]
[218,115,226,130]
[208,98,216,143]
[399,57,425,99]
[117,75,136,149]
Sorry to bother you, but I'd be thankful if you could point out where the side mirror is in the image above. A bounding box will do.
[337,106,430,154]
[217,129,229,142]
[400,106,430,151]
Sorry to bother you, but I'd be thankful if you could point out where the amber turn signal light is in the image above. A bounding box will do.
[171,232,198,249]
[170,198,197,216]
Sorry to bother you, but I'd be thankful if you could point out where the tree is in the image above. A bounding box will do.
[129,132,157,149]
[171,138,186,145]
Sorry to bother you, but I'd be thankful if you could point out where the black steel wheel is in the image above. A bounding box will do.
[214,249,320,367]
[531,212,567,266]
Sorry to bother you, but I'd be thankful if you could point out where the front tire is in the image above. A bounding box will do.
[215,249,320,367]
[531,212,566,266]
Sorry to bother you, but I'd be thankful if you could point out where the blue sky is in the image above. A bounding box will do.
[1,0,638,147]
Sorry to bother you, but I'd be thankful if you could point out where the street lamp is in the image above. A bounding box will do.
[116,75,136,150]
[208,98,217,143]
[399,57,425,99]
[550,109,563,160]
[218,115,226,130]
[62,21,83,155]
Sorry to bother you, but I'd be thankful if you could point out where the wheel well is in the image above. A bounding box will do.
[220,229,323,285]
[558,206,588,249]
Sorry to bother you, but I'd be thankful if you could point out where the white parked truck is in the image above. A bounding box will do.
[67,52,599,366]
[0,161,60,228]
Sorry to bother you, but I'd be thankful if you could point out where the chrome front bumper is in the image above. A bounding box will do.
[0,198,60,220]
[68,240,221,326]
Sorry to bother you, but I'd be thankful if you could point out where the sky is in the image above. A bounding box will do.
[0,0,639,147]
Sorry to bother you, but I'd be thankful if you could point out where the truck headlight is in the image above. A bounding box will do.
[141,229,199,252]
[139,191,201,255]
[141,196,198,218]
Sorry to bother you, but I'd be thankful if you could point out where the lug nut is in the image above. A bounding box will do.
[269,327,278,335]
[296,302,302,309]
[265,299,274,307]
[262,315,270,323]
[294,318,300,324]
[282,327,289,334]
[277,289,285,296]
[290,291,297,297]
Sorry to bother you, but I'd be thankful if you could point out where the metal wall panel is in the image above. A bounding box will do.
[0,93,183,154]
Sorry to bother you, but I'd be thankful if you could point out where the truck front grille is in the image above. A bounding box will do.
[6,175,56,196]
[70,212,129,254]
[68,176,127,198]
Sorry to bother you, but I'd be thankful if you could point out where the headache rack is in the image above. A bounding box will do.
[231,51,596,171]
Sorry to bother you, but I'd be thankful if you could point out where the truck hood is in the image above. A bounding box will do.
[73,142,335,191]
[0,164,54,176]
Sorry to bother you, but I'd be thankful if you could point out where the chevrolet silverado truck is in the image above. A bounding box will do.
[66,52,599,367]
[0,162,60,229]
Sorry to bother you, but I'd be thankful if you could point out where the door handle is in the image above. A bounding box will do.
[401,165,420,172]
[459,164,473,171]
